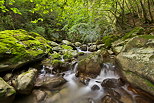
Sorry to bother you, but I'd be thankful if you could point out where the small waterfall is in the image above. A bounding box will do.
[62,63,123,103]
[76,47,91,53]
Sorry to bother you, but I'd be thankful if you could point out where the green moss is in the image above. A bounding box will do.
[61,45,73,50]
[122,27,144,40]
[50,52,61,59]
[0,29,51,65]
[52,59,63,65]
[139,35,154,39]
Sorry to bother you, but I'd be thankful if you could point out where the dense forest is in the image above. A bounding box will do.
[0,0,153,43]
[0,0,154,103]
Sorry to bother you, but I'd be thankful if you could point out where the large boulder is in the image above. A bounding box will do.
[35,76,66,89]
[77,50,110,78]
[0,77,16,103]
[0,30,51,72]
[116,35,154,95]
[15,68,38,94]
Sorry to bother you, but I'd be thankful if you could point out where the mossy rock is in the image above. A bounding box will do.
[116,35,154,95]
[0,77,16,103]
[0,30,51,72]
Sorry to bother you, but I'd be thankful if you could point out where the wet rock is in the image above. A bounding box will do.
[97,44,105,49]
[62,40,72,46]
[35,76,66,89]
[45,88,69,103]
[77,54,102,77]
[80,44,87,51]
[0,77,16,103]
[48,41,59,47]
[101,95,119,103]
[116,35,154,95]
[101,78,125,88]
[52,46,62,52]
[75,42,82,47]
[135,96,154,103]
[15,68,38,94]
[112,46,123,54]
[32,90,46,102]
[52,60,71,73]
[91,85,100,91]
[0,30,50,72]
[3,73,13,81]
[89,45,97,52]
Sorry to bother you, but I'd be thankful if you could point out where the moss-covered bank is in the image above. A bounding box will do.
[0,29,51,72]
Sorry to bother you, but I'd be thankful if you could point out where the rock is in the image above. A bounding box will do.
[80,44,87,51]
[116,35,154,95]
[112,46,123,54]
[62,40,72,46]
[97,44,105,49]
[52,46,62,52]
[77,53,102,78]
[101,78,125,88]
[107,50,114,55]
[0,30,50,72]
[89,45,97,52]
[0,77,16,103]
[35,76,66,89]
[32,90,46,102]
[52,60,71,73]
[48,41,59,47]
[91,85,100,91]
[75,42,82,47]
[3,73,13,81]
[15,68,38,94]
[101,95,119,103]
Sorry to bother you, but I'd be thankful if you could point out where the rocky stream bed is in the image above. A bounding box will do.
[0,30,154,103]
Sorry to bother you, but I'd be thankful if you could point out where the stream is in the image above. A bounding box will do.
[13,46,154,103]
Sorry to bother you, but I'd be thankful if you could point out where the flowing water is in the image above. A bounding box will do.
[46,62,153,103]
[38,47,154,103]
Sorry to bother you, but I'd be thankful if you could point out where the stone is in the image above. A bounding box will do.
[32,90,46,102]
[77,53,102,77]
[101,78,125,88]
[3,73,13,81]
[80,44,87,51]
[15,68,38,94]
[35,76,66,89]
[62,40,72,46]
[97,44,105,49]
[89,45,97,52]
[52,46,62,52]
[0,77,16,103]
[48,41,59,47]
[75,42,82,47]
[101,95,118,103]
[91,85,100,91]
[116,35,154,95]
[0,30,50,72]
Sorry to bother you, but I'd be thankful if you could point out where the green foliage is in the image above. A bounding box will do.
[68,23,101,43]
[102,35,119,48]
[0,0,152,42]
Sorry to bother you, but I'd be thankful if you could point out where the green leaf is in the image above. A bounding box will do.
[10,8,22,15]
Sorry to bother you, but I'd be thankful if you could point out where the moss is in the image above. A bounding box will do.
[0,29,51,65]
[52,59,63,65]
[122,27,144,40]
[50,52,61,59]
[139,35,154,39]
[61,45,73,50]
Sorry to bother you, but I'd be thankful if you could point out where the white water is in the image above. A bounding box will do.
[62,63,120,103]
[76,47,91,53]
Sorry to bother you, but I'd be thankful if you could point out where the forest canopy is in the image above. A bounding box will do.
[0,0,154,42]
